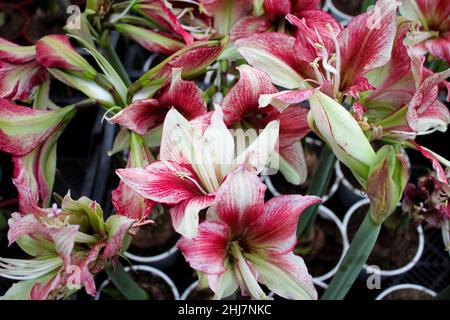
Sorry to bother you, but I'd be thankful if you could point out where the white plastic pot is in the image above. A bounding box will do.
[326,0,354,24]
[343,198,425,277]
[125,242,179,269]
[375,284,436,300]
[95,265,180,300]
[313,206,349,282]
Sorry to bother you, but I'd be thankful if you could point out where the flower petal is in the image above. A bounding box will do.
[108,99,166,135]
[338,0,399,91]
[115,24,185,55]
[246,195,320,254]
[236,32,305,89]
[246,252,317,300]
[0,99,75,156]
[157,68,207,120]
[208,168,266,234]
[222,64,277,126]
[230,16,271,42]
[170,195,216,238]
[116,160,204,204]
[177,221,230,275]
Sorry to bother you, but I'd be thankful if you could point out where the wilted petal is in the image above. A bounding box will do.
[103,215,135,259]
[7,213,46,246]
[30,272,62,300]
[0,99,75,156]
[177,221,230,275]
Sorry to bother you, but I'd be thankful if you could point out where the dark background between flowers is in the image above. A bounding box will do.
[0,0,448,300]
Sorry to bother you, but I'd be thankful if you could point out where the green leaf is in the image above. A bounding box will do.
[322,209,381,300]
[105,262,149,300]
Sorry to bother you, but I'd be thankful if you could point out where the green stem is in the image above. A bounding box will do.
[322,209,381,300]
[105,261,149,300]
[100,38,131,87]
[297,145,336,237]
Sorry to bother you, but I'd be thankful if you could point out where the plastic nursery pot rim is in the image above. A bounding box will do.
[181,280,201,300]
[343,198,425,277]
[264,138,341,202]
[313,205,349,282]
[95,264,180,300]
[124,241,179,264]
[267,279,328,299]
[375,283,437,300]
[325,0,354,22]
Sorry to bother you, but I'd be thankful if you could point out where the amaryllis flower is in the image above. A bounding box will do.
[236,0,399,102]
[221,64,311,184]
[178,168,320,300]
[109,69,207,136]
[112,132,155,230]
[403,171,450,228]
[231,0,339,42]
[400,0,450,64]
[359,23,450,138]
[0,194,135,300]
[116,107,279,238]
[0,38,46,101]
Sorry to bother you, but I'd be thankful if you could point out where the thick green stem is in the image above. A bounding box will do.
[105,261,149,300]
[297,145,336,237]
[322,210,381,300]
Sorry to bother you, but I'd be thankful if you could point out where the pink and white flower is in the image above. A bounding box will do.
[400,0,450,64]
[0,38,46,101]
[178,168,320,300]
[0,194,135,300]
[221,64,311,184]
[117,107,279,238]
